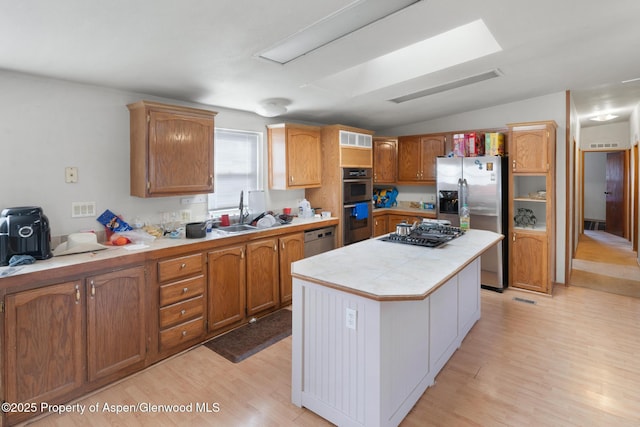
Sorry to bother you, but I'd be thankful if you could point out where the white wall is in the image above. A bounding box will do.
[583,152,607,220]
[0,70,305,236]
[580,122,630,149]
[376,92,568,284]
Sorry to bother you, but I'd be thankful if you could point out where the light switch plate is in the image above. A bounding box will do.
[71,201,96,218]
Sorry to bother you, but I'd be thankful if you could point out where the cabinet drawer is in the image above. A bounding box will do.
[159,295,205,329]
[159,317,205,351]
[158,253,203,282]
[160,275,205,306]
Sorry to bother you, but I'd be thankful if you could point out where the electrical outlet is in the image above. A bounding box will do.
[181,195,207,205]
[179,209,192,223]
[426,194,436,203]
[345,307,357,330]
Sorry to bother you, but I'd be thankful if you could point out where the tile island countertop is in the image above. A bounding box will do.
[291,228,503,301]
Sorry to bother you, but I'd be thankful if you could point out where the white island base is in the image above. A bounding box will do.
[292,257,482,427]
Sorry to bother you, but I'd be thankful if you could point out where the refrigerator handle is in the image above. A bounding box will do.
[460,178,468,206]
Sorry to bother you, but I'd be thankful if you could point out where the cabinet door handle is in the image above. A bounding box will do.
[182,287,188,294]
[75,285,80,303]
[289,175,294,183]
[181,309,186,316]
[512,233,516,242]
[182,330,188,337]
[274,244,277,252]
[90,280,95,297]
[241,248,245,259]
[180,263,187,269]
[281,242,285,249]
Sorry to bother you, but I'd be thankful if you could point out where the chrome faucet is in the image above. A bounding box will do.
[239,190,249,224]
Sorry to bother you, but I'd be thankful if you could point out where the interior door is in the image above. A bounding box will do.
[605,151,624,237]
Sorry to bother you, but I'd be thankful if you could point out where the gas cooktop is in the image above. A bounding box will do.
[379,223,465,248]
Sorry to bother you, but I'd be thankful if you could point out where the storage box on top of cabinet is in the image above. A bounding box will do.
[128,100,217,197]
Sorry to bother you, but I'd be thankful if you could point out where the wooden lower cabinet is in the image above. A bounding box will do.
[5,281,84,425]
[511,230,549,293]
[4,265,146,425]
[207,245,246,333]
[156,253,206,353]
[86,266,147,382]
[246,238,280,316]
[373,215,389,237]
[207,234,300,333]
[278,233,304,305]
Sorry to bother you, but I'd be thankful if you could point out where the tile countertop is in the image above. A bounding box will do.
[373,206,437,217]
[291,229,503,301]
[0,216,338,280]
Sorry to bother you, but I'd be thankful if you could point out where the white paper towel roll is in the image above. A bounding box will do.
[248,190,266,214]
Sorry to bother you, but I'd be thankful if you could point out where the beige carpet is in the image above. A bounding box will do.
[571,230,640,298]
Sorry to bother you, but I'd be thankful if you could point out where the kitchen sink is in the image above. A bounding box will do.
[217,224,258,233]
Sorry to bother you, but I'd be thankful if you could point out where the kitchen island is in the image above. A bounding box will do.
[291,229,503,427]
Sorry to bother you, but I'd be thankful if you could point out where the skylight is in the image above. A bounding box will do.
[258,0,422,64]
[308,19,502,97]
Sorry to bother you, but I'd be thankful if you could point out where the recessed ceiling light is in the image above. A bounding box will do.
[258,0,422,64]
[308,19,502,97]
[590,114,618,122]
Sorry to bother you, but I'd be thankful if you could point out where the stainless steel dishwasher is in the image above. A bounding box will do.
[304,226,336,257]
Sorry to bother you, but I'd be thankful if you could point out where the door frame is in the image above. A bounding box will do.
[579,149,630,238]
[633,143,639,252]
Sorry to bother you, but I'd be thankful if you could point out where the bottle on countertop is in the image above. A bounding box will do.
[298,198,313,218]
[460,203,470,231]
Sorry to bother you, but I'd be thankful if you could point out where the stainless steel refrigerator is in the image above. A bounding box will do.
[436,156,508,291]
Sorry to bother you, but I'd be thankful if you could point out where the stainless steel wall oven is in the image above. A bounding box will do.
[342,168,372,245]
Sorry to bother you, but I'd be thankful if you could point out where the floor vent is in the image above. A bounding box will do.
[513,297,537,305]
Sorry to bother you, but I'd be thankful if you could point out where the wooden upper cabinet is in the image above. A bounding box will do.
[268,123,322,189]
[397,134,445,184]
[509,122,555,173]
[128,100,217,197]
[339,129,373,168]
[421,135,445,181]
[373,138,397,184]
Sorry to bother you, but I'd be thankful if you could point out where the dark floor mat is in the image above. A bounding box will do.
[203,309,291,363]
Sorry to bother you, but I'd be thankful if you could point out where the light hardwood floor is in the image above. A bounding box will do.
[24,283,640,427]
[571,230,640,298]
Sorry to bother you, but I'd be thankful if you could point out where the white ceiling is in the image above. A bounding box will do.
[2,0,640,131]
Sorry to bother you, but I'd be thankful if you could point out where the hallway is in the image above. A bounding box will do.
[570,230,640,297]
